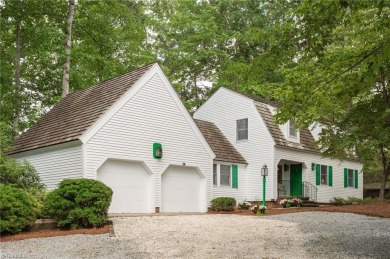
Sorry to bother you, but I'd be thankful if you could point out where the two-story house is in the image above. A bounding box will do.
[194,87,363,203]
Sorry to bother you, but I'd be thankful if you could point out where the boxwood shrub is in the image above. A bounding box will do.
[44,179,113,229]
[211,197,236,211]
[0,184,38,233]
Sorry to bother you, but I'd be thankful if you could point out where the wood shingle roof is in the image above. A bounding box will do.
[194,119,247,164]
[9,63,155,155]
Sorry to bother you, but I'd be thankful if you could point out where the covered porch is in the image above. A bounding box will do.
[277,159,317,202]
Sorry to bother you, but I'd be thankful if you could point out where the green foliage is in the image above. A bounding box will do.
[362,197,378,204]
[44,179,113,229]
[0,123,45,194]
[210,197,236,211]
[330,197,346,206]
[0,184,38,233]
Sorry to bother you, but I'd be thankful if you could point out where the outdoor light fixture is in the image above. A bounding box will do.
[153,143,163,159]
[261,164,268,206]
[261,164,268,176]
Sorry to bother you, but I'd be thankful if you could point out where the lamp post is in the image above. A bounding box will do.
[261,164,268,206]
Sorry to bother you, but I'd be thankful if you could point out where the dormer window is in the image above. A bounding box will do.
[237,118,248,140]
[289,120,297,138]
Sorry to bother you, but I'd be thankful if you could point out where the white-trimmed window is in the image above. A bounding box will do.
[289,120,297,138]
[220,165,231,186]
[348,169,354,187]
[237,118,248,140]
[321,164,328,185]
[213,164,217,185]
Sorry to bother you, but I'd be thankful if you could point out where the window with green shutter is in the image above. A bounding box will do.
[344,168,358,188]
[232,165,238,189]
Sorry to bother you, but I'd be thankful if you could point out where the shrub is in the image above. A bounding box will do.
[330,197,346,206]
[362,197,378,204]
[346,196,363,205]
[44,179,113,229]
[0,184,38,233]
[210,197,236,211]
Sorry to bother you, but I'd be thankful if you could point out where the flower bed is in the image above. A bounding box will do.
[250,205,266,215]
[279,198,302,208]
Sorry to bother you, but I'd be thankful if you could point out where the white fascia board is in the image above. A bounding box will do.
[154,65,216,160]
[80,63,160,144]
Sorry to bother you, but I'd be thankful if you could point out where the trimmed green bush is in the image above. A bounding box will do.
[211,197,236,211]
[0,184,38,233]
[330,197,346,206]
[44,179,113,229]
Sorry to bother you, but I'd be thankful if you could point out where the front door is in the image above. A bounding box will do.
[290,164,302,196]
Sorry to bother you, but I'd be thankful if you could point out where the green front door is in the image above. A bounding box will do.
[290,164,302,196]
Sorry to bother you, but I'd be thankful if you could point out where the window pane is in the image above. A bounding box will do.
[289,120,297,137]
[237,118,248,140]
[321,165,328,185]
[348,169,354,187]
[220,165,231,186]
[213,164,217,185]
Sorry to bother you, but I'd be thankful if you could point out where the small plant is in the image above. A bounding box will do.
[362,197,377,204]
[237,200,251,210]
[250,205,266,215]
[330,197,346,206]
[280,199,288,208]
[44,179,113,229]
[211,197,236,211]
[0,184,38,233]
[346,196,363,205]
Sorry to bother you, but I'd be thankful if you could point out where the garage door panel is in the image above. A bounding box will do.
[97,160,153,213]
[161,166,204,213]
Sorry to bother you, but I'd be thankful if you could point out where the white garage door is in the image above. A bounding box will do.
[97,159,153,213]
[161,166,205,213]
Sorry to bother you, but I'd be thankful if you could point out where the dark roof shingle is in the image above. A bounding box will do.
[255,102,320,153]
[10,63,156,155]
[194,119,247,164]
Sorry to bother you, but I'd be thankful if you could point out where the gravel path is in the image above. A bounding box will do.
[1,212,389,259]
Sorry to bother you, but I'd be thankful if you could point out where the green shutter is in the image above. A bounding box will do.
[344,168,348,188]
[232,165,238,189]
[354,170,358,189]
[328,166,333,187]
[315,164,320,185]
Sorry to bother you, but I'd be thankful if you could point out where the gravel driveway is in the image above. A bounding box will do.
[1,212,389,259]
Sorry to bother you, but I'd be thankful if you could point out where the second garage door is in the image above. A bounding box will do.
[161,166,205,213]
[97,159,153,214]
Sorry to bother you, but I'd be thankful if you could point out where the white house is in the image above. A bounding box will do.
[194,87,363,203]
[9,63,215,214]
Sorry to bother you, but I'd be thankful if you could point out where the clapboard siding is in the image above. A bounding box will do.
[12,143,83,189]
[194,88,275,201]
[84,73,213,208]
[275,147,363,203]
[212,163,246,201]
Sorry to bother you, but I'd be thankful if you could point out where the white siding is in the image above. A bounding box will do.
[194,88,275,201]
[84,73,212,208]
[274,147,363,203]
[212,163,246,202]
[310,123,323,141]
[12,143,83,189]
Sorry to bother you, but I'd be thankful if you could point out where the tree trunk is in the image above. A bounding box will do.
[13,1,21,136]
[61,0,75,98]
[379,145,390,202]
[379,164,390,202]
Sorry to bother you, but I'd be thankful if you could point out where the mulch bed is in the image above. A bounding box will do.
[2,202,389,242]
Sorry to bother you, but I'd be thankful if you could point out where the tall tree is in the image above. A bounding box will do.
[61,0,76,98]
[273,0,390,201]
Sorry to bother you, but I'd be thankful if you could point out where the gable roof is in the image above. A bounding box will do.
[221,87,320,154]
[9,63,156,155]
[194,119,247,164]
